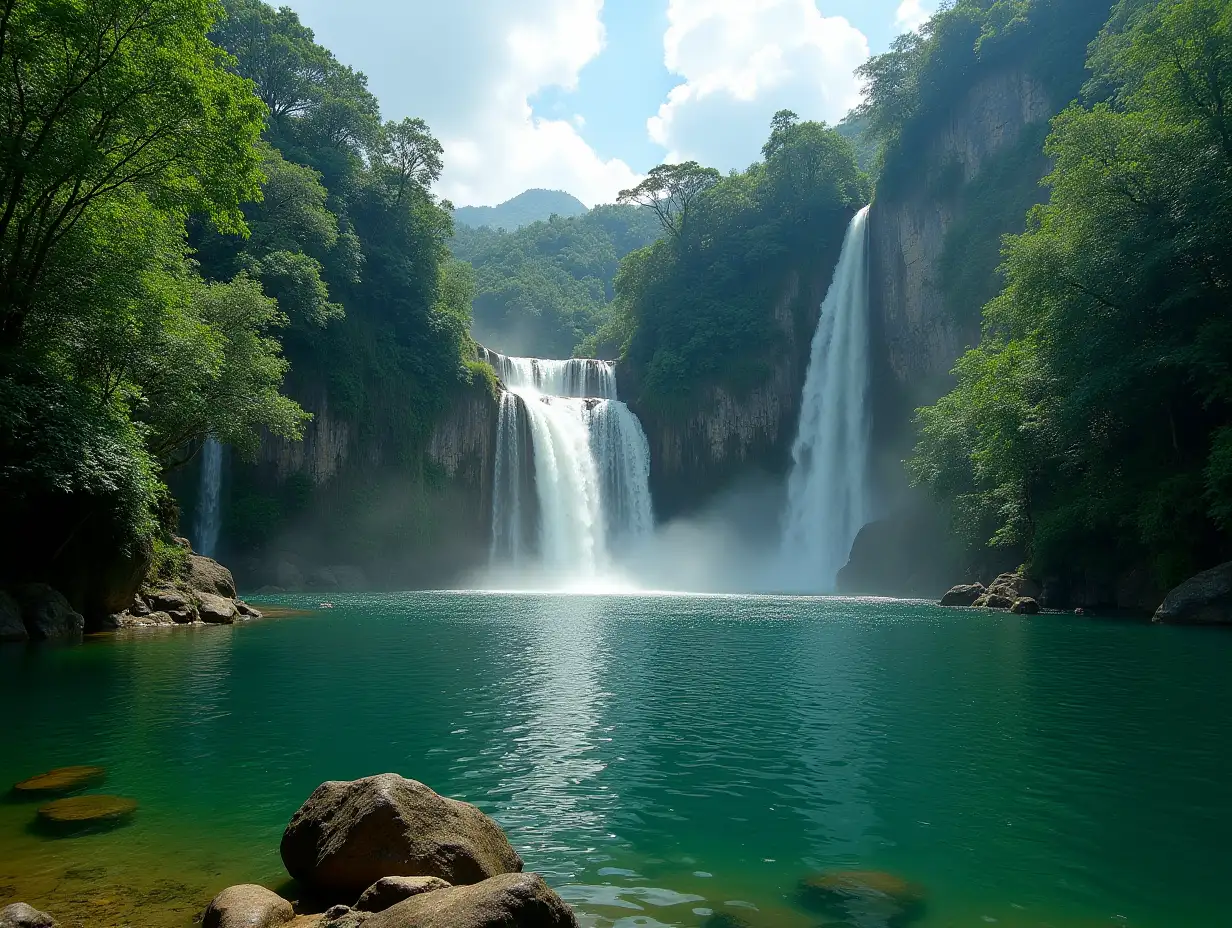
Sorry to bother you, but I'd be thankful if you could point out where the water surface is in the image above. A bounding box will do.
[1,593,1229,927]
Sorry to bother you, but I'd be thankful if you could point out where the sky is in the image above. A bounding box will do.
[282,0,939,208]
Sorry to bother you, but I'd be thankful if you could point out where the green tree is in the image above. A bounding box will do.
[618,162,722,239]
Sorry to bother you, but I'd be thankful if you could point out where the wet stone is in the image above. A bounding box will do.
[37,795,137,830]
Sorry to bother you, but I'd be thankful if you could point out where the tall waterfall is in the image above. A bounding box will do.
[486,351,653,582]
[780,206,873,592]
[195,436,223,559]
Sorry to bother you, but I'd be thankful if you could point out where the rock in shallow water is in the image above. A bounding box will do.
[0,903,57,928]
[11,585,83,640]
[1011,597,1041,615]
[281,774,523,899]
[37,795,136,828]
[799,870,925,926]
[973,592,1013,609]
[203,884,294,928]
[354,877,451,912]
[940,583,985,607]
[197,592,238,624]
[13,765,105,796]
[361,873,576,928]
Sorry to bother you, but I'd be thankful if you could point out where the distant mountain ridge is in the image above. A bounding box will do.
[454,189,588,231]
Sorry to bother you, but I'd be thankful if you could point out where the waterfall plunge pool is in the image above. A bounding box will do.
[2,592,1230,927]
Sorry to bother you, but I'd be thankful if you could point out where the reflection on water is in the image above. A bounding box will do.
[1,595,1231,928]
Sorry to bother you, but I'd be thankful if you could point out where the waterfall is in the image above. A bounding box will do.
[195,436,223,559]
[486,351,653,581]
[780,206,873,593]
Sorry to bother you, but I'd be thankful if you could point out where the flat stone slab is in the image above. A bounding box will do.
[13,766,105,795]
[37,795,137,825]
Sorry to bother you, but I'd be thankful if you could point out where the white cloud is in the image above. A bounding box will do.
[286,0,640,207]
[647,0,870,170]
[895,0,936,33]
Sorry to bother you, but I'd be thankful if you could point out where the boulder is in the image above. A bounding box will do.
[972,593,1013,610]
[939,583,985,607]
[13,766,105,795]
[197,592,238,625]
[1011,597,1040,615]
[319,905,370,928]
[281,774,523,898]
[202,885,294,928]
[130,594,150,617]
[986,572,1041,602]
[362,873,577,928]
[37,795,137,827]
[190,555,238,599]
[355,877,451,913]
[12,585,83,640]
[145,585,197,624]
[1153,561,1232,625]
[0,904,57,928]
[0,591,28,642]
[237,601,263,619]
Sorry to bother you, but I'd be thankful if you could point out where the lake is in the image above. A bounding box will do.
[1,593,1230,927]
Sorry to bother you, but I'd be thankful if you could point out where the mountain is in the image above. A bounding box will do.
[454,189,588,231]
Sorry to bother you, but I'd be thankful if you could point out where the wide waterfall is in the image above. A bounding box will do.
[780,206,873,592]
[194,436,223,559]
[485,351,653,583]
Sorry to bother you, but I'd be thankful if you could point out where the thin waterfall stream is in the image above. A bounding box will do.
[194,437,223,559]
[780,206,873,592]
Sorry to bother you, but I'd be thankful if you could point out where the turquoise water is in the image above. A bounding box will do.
[2,593,1231,927]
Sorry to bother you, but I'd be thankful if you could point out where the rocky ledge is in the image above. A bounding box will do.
[939,573,1041,615]
[104,541,261,631]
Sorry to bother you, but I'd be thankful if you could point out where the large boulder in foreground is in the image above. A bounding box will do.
[12,585,83,639]
[940,583,985,607]
[0,903,57,928]
[197,592,238,625]
[281,774,523,898]
[363,873,576,928]
[202,885,293,928]
[1153,561,1232,625]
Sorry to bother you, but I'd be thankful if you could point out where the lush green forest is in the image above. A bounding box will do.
[605,113,868,409]
[908,0,1232,591]
[0,0,479,610]
[452,205,660,358]
[454,189,587,232]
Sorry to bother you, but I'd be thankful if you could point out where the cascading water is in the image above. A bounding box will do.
[485,351,653,582]
[780,206,873,593]
[194,436,223,558]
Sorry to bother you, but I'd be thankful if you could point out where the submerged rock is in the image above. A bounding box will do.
[0,903,57,928]
[800,870,925,926]
[0,591,28,642]
[12,585,83,640]
[13,765,105,796]
[1011,597,1040,615]
[1153,561,1232,625]
[37,795,137,828]
[281,774,523,898]
[362,873,576,928]
[202,885,294,928]
[355,877,451,912]
[940,583,985,607]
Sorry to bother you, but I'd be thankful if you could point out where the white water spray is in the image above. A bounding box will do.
[780,206,873,592]
[195,436,223,558]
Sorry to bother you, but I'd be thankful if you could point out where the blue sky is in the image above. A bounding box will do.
[284,1,936,207]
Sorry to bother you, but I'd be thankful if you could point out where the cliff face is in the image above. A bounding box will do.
[870,70,1053,409]
[630,263,835,520]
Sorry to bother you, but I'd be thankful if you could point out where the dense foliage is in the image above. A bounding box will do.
[0,0,309,598]
[911,0,1232,589]
[0,0,478,603]
[608,113,868,407]
[452,205,660,358]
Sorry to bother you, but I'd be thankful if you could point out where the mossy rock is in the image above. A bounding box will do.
[13,765,105,796]
[37,795,137,831]
[799,870,926,926]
